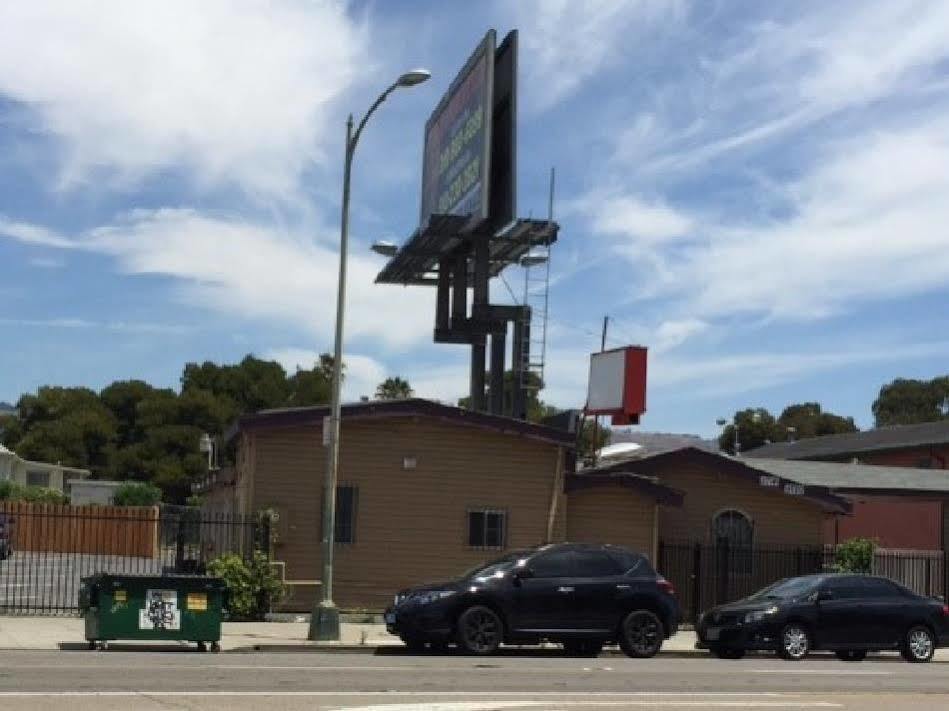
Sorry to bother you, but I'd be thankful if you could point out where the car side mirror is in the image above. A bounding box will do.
[813,589,832,602]
[514,567,534,580]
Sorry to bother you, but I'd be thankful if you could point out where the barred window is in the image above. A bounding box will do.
[468,509,506,549]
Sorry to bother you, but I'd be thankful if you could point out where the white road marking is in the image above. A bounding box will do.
[751,669,892,676]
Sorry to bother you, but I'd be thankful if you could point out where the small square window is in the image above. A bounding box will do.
[467,509,506,549]
[26,470,50,488]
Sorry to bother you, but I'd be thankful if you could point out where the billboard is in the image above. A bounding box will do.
[419,30,496,228]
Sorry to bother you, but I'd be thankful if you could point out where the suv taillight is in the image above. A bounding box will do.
[942,605,949,616]
[657,576,675,596]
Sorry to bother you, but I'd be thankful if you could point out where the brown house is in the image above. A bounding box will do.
[229,399,682,611]
[580,448,850,550]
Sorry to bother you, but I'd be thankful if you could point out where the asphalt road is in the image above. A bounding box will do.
[1,649,948,710]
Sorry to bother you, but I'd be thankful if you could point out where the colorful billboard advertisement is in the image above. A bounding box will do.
[419,30,496,227]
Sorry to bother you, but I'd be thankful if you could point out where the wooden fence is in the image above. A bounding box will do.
[0,502,159,557]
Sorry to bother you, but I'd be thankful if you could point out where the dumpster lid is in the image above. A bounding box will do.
[80,573,227,589]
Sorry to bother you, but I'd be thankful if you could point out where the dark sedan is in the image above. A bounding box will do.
[385,542,680,657]
[697,573,949,662]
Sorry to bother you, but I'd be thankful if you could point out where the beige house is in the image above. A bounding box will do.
[0,444,90,493]
[229,399,680,610]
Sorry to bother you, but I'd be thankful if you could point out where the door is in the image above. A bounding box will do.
[816,577,869,648]
[857,577,907,647]
[569,549,625,632]
[512,549,577,633]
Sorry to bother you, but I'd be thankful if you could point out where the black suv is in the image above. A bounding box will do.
[385,542,679,657]
[697,573,949,662]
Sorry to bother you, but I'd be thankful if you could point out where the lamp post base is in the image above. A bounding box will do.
[308,602,340,641]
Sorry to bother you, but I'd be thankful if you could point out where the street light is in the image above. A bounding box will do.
[370,240,400,257]
[309,68,431,642]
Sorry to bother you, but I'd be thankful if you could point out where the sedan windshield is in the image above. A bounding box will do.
[748,576,824,600]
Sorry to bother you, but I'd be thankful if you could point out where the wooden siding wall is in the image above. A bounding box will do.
[654,462,827,547]
[821,496,944,550]
[0,502,159,556]
[247,417,566,610]
[566,488,657,561]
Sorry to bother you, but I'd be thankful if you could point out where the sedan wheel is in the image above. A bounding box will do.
[619,610,663,658]
[456,606,503,655]
[901,626,935,663]
[778,623,810,661]
[835,650,866,662]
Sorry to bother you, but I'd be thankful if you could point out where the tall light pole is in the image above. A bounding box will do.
[309,68,431,641]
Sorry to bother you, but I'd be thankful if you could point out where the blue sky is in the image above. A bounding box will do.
[2,0,949,437]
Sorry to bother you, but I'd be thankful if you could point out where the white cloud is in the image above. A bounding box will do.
[0,209,436,349]
[509,0,687,111]
[28,256,65,269]
[0,216,75,248]
[569,190,694,244]
[0,1,367,198]
[663,121,949,320]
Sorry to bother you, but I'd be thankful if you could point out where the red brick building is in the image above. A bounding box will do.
[746,421,949,550]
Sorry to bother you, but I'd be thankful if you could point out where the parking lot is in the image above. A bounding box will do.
[0,552,167,613]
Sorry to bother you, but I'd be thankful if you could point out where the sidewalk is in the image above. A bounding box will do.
[0,617,946,660]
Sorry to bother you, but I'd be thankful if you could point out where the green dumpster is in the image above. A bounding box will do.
[79,573,226,651]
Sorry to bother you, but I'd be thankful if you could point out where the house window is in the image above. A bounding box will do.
[322,485,358,544]
[468,509,506,549]
[26,470,50,488]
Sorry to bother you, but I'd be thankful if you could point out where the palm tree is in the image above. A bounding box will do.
[375,377,414,400]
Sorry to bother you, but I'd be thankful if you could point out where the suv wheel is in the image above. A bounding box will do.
[456,606,503,655]
[562,640,603,657]
[619,610,663,658]
[901,625,934,663]
[778,623,810,661]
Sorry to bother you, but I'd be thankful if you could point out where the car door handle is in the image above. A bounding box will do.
[616,584,631,589]
[557,586,575,593]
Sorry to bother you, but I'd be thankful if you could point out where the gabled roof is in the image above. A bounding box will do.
[592,447,852,514]
[745,420,949,461]
[230,398,575,447]
[566,470,684,507]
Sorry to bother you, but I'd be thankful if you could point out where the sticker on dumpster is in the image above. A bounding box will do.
[187,592,207,611]
[114,590,127,603]
[139,589,181,631]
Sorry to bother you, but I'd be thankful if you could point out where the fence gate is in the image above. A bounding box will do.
[0,503,267,615]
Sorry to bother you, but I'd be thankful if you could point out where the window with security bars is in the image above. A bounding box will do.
[467,509,506,549]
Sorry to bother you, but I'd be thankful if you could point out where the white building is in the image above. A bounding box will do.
[0,444,90,492]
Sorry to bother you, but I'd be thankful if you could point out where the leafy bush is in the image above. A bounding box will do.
[207,552,285,620]
[0,481,68,504]
[185,494,204,508]
[834,537,877,573]
[112,481,162,507]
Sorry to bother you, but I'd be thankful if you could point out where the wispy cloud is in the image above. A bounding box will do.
[0,1,368,199]
[0,317,192,335]
[0,216,75,249]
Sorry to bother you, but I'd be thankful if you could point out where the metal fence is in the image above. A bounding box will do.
[0,504,267,615]
[658,541,949,623]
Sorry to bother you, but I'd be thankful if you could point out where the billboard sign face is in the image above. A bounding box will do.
[419,30,495,228]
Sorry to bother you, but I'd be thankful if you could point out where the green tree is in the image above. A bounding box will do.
[286,354,335,406]
[718,408,779,455]
[777,402,858,439]
[578,419,611,465]
[872,376,949,427]
[13,387,117,474]
[112,481,162,506]
[375,376,414,400]
[181,355,291,414]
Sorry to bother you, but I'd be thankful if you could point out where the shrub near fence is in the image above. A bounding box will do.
[0,502,159,557]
